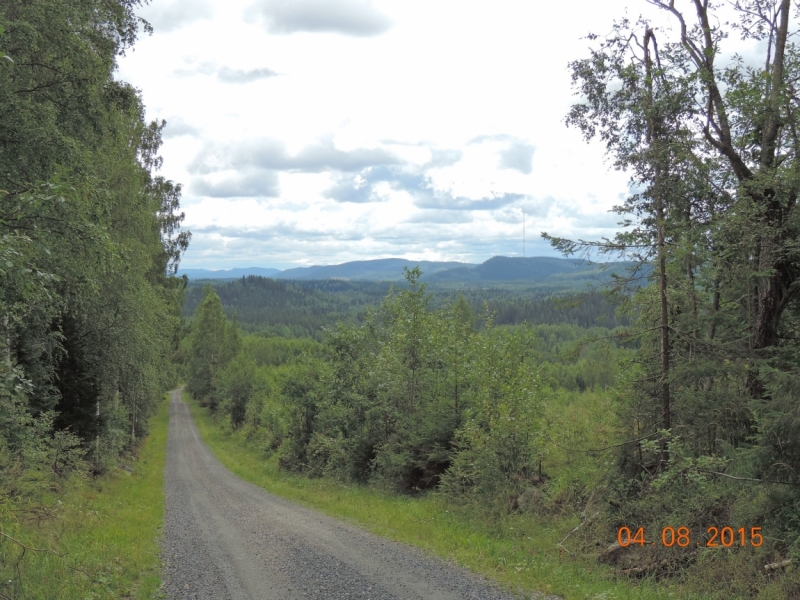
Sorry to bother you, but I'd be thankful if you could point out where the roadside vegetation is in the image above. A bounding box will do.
[0,397,169,599]
[187,389,672,599]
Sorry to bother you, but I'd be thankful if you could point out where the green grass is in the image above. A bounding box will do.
[0,396,169,599]
[186,391,696,600]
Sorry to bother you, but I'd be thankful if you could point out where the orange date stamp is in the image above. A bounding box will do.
[617,526,763,548]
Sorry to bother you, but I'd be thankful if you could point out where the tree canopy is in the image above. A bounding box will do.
[0,0,189,480]
[544,0,800,559]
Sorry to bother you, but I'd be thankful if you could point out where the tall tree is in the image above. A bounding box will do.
[187,288,239,409]
[0,0,189,463]
[545,0,800,548]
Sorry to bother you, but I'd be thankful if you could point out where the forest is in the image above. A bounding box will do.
[0,0,188,595]
[181,275,625,338]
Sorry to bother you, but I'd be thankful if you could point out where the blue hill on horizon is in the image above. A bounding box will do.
[178,256,634,283]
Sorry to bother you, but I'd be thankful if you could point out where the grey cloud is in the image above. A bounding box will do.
[190,137,401,174]
[163,117,201,139]
[414,193,525,211]
[174,63,279,84]
[469,134,536,175]
[194,223,362,242]
[405,210,473,224]
[246,0,392,37]
[324,177,383,203]
[290,139,400,172]
[493,197,555,223]
[426,149,463,168]
[217,66,279,83]
[323,165,427,204]
[191,170,279,198]
[498,141,535,174]
[327,164,526,210]
[141,0,213,33]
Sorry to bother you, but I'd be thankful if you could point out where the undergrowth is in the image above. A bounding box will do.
[0,395,169,599]
[187,389,680,600]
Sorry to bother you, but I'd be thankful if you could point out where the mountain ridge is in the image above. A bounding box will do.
[178,256,631,283]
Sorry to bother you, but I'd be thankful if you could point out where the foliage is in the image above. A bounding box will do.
[539,1,800,585]
[185,269,577,499]
[183,274,627,340]
[185,288,239,410]
[0,0,188,593]
[440,326,548,515]
[185,251,800,594]
[0,397,169,599]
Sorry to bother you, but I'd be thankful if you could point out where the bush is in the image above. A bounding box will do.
[440,327,548,515]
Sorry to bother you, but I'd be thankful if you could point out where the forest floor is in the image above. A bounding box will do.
[161,388,546,599]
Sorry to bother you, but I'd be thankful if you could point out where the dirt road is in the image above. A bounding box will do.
[161,389,535,599]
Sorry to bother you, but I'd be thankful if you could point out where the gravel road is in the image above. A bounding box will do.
[161,389,552,600]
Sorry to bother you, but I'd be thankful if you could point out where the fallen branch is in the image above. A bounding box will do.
[558,510,599,553]
[698,470,800,487]
[764,559,792,572]
[0,531,62,557]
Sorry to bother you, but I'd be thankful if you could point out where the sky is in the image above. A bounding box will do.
[117,0,676,270]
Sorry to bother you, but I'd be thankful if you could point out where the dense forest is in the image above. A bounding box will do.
[183,275,624,339]
[183,269,628,492]
[0,0,188,594]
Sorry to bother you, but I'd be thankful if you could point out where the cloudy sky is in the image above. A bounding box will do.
[118,0,674,270]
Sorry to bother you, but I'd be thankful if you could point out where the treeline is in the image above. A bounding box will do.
[183,275,624,339]
[1,0,187,589]
[183,269,629,513]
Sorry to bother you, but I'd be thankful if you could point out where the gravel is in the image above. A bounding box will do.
[161,389,559,600]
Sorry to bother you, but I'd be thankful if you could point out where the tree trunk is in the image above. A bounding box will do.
[645,27,671,464]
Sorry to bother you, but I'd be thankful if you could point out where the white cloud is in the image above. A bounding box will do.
[245,0,392,36]
[140,0,213,33]
[189,136,402,174]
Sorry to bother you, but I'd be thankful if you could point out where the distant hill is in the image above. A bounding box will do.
[428,256,632,283]
[179,256,635,284]
[178,267,282,280]
[274,258,473,281]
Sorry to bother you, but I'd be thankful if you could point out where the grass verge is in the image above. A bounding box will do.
[0,395,169,599]
[185,391,697,600]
